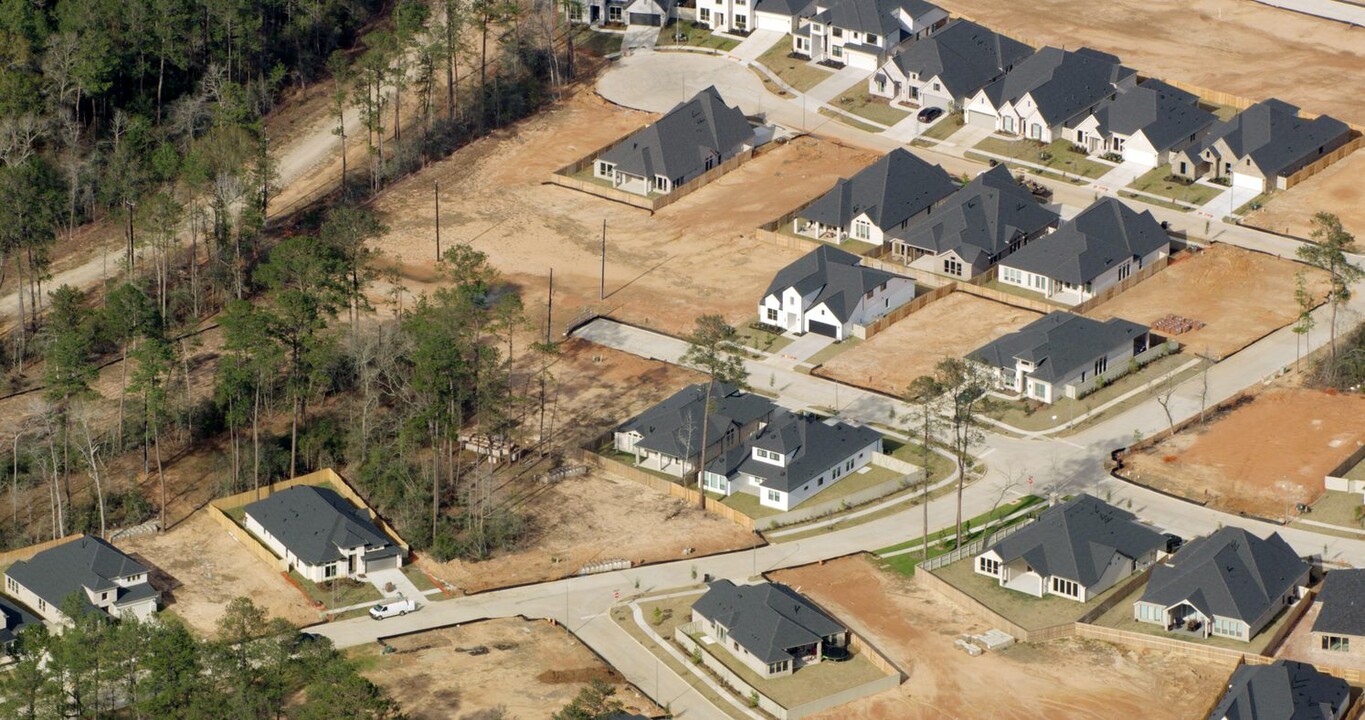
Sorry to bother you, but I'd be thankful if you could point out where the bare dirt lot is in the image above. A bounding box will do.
[1086,244,1330,360]
[1276,602,1365,673]
[931,0,1365,124]
[818,292,1042,395]
[429,470,759,593]
[1122,388,1365,517]
[1246,150,1365,240]
[770,556,1230,720]
[117,511,318,635]
[354,618,662,720]
[371,90,879,338]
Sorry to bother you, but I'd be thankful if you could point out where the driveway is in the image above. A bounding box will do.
[367,567,423,601]
[731,29,783,61]
[770,331,835,366]
[804,64,869,105]
[1198,183,1261,217]
[940,123,993,149]
[1093,159,1151,193]
[623,24,658,52]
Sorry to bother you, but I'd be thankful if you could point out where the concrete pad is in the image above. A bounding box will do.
[623,24,659,52]
[731,29,784,61]
[941,123,993,149]
[1093,159,1152,194]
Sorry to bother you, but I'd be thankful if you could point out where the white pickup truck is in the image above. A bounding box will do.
[368,598,417,620]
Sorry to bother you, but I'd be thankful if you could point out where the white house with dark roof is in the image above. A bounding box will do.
[568,0,676,25]
[243,485,405,583]
[868,19,1032,110]
[792,148,955,246]
[1209,660,1350,720]
[995,197,1169,305]
[967,311,1157,404]
[760,245,916,339]
[701,411,883,510]
[614,382,777,478]
[1067,80,1216,167]
[1172,98,1353,193]
[3,534,159,625]
[691,579,848,677]
[974,495,1166,602]
[1135,526,1309,643]
[963,46,1136,143]
[593,86,755,197]
[1310,569,1365,661]
[887,165,1059,279]
[791,0,947,70]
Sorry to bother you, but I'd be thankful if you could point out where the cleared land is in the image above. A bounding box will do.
[116,512,319,635]
[1086,244,1330,360]
[927,0,1365,125]
[818,292,1042,395]
[770,556,1230,720]
[1122,389,1365,518]
[1245,150,1365,239]
[1278,602,1365,673]
[354,618,662,720]
[373,90,877,339]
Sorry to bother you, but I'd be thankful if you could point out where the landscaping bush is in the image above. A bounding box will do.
[1101,151,1124,163]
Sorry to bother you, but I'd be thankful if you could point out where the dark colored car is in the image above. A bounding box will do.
[917,107,944,123]
[822,645,852,662]
[1163,533,1184,554]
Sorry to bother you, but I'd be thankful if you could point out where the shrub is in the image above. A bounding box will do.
[1101,151,1124,163]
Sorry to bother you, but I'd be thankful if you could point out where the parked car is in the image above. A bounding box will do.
[369,598,417,620]
[917,107,944,123]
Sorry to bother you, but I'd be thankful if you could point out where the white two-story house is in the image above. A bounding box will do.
[963,46,1135,143]
[868,19,1032,111]
[792,0,947,71]
[759,245,916,340]
[4,535,160,625]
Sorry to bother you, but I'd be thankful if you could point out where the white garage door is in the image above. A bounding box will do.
[966,110,995,128]
[753,12,791,32]
[1122,148,1159,167]
[1232,172,1265,192]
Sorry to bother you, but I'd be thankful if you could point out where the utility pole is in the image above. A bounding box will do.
[600,220,607,300]
[546,268,554,345]
[434,181,442,261]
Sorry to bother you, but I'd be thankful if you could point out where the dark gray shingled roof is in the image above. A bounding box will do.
[1201,99,1352,180]
[598,86,753,183]
[888,165,1058,266]
[797,148,955,233]
[755,0,818,16]
[1000,197,1168,285]
[244,486,396,566]
[887,19,1033,101]
[809,0,941,36]
[5,535,153,616]
[978,46,1134,126]
[619,382,777,459]
[0,596,40,645]
[1083,81,1215,152]
[1310,569,1365,637]
[967,311,1149,384]
[763,245,907,324]
[692,580,846,664]
[717,411,882,492]
[1141,527,1308,625]
[1208,660,1349,720]
[984,495,1164,587]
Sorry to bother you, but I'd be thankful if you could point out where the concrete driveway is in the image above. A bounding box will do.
[730,29,783,61]
[623,23,658,52]
[597,49,786,117]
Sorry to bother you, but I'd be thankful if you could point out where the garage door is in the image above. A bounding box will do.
[1232,172,1264,192]
[629,11,660,24]
[366,555,401,571]
[966,110,995,128]
[754,12,792,32]
[807,320,840,338]
[1122,148,1158,167]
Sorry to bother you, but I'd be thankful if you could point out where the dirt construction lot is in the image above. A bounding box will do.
[1122,389,1365,518]
[372,90,879,339]
[117,511,318,636]
[1246,150,1365,240]
[931,0,1365,124]
[1086,244,1330,360]
[818,292,1042,395]
[354,618,662,720]
[770,556,1229,719]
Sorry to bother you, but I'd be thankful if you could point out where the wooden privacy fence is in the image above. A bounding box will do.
[207,504,289,572]
[851,282,956,340]
[1283,135,1365,189]
[955,281,1060,315]
[1073,255,1169,314]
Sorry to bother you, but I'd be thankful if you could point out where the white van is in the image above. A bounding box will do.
[368,598,417,620]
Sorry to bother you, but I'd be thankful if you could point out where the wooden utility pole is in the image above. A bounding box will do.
[435,181,442,261]
[546,268,554,345]
[600,220,606,300]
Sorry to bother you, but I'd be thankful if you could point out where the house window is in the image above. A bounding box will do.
[1030,123,1042,139]
[654,175,668,192]
[853,220,870,240]
[325,563,338,579]
[1322,635,1351,652]
[932,82,941,91]
[1032,274,1047,290]
[943,258,963,276]
[38,599,45,612]
[4,577,14,593]
[832,27,843,37]
[735,14,746,28]
[832,45,843,58]
[766,488,781,503]
[569,3,583,20]
[1051,577,1080,597]
[767,659,789,674]
[608,5,622,21]
[1094,356,1108,375]
[979,557,1001,575]
[866,32,878,44]
[766,307,779,322]
[596,160,613,176]
[699,7,710,20]
[1118,263,1131,282]
[846,459,854,470]
[1001,267,1022,284]
[1003,116,1015,133]
[875,75,887,93]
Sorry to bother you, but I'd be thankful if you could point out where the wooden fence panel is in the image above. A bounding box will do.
[1073,254,1170,314]
[853,283,956,339]
[955,282,1062,314]
[207,505,288,572]
[1283,136,1365,190]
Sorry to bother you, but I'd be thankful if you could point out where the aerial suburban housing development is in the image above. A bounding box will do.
[0,0,1362,716]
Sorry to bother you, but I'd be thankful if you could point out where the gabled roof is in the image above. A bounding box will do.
[811,0,942,35]
[978,46,1134,126]
[1310,569,1365,637]
[5,535,153,616]
[763,245,907,324]
[754,0,818,17]
[244,486,396,566]
[1140,527,1308,624]
[983,495,1165,587]
[1084,81,1215,152]
[719,412,882,492]
[888,165,1058,265]
[1209,660,1349,720]
[619,382,777,459]
[599,86,754,182]
[797,149,955,232]
[692,580,846,664]
[999,197,1168,284]
[887,19,1033,100]
[1202,99,1351,179]
[968,311,1148,383]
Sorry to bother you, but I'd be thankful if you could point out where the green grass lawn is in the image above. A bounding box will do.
[1302,490,1365,531]
[817,107,882,133]
[570,26,624,56]
[402,566,437,593]
[804,336,861,366]
[974,138,1111,179]
[933,555,1131,630]
[658,20,739,50]
[1091,582,1293,653]
[884,440,955,483]
[734,323,794,354]
[875,495,1044,556]
[597,448,682,483]
[978,277,1064,306]
[1127,165,1222,206]
[717,491,784,519]
[616,597,751,720]
[1232,191,1274,217]
[830,82,909,127]
[757,35,833,92]
[983,352,1199,432]
[917,110,965,142]
[291,571,382,610]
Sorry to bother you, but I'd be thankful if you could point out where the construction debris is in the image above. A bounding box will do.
[1152,313,1205,336]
